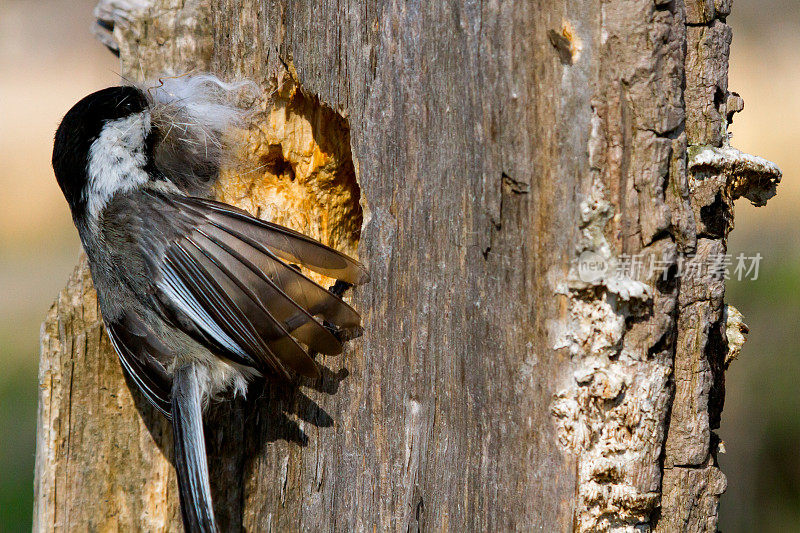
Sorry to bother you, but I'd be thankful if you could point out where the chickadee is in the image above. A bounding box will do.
[51,77,367,532]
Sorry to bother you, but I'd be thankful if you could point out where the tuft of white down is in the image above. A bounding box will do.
[86,111,151,220]
[140,74,258,195]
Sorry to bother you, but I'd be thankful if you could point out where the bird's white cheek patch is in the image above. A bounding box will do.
[86,111,151,219]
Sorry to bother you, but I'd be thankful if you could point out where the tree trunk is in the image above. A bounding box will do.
[34,0,781,531]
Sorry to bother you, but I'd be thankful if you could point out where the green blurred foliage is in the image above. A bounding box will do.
[720,255,800,532]
[0,356,38,530]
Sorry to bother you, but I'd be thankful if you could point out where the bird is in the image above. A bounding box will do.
[51,76,367,532]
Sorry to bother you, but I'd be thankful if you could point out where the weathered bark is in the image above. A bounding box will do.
[34,0,780,531]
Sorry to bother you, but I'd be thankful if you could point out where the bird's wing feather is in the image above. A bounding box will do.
[160,238,304,378]
[142,190,366,379]
[104,311,173,416]
[189,229,345,355]
[194,222,362,331]
[171,195,369,285]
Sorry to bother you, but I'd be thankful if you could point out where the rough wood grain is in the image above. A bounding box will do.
[34,0,780,531]
[658,4,777,531]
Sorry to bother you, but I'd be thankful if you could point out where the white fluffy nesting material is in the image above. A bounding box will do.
[139,74,258,195]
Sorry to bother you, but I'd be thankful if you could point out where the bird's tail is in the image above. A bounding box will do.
[171,363,217,532]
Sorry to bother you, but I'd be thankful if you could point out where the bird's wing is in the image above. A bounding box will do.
[104,311,173,416]
[144,191,366,379]
[170,195,369,285]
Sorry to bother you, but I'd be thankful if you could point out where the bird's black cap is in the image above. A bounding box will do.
[52,86,149,214]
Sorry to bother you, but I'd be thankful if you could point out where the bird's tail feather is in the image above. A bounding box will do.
[171,363,217,532]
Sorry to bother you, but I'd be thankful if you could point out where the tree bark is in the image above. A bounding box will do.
[34,0,780,531]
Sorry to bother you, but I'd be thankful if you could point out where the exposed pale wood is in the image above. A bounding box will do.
[34,0,780,531]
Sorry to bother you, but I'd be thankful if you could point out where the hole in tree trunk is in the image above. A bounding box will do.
[216,77,364,283]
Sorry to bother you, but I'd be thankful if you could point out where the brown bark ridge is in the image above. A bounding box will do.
[34,0,780,531]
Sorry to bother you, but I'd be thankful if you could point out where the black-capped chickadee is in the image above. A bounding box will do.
[51,76,367,532]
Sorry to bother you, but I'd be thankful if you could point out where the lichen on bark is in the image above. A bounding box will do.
[549,1,781,531]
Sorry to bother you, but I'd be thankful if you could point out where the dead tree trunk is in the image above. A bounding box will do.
[34,0,780,531]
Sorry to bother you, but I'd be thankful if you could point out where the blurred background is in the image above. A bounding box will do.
[0,0,797,530]
[1,0,117,529]
[719,2,800,530]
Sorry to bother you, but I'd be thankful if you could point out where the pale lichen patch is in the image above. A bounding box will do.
[551,190,669,531]
[688,145,782,207]
[723,304,748,368]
